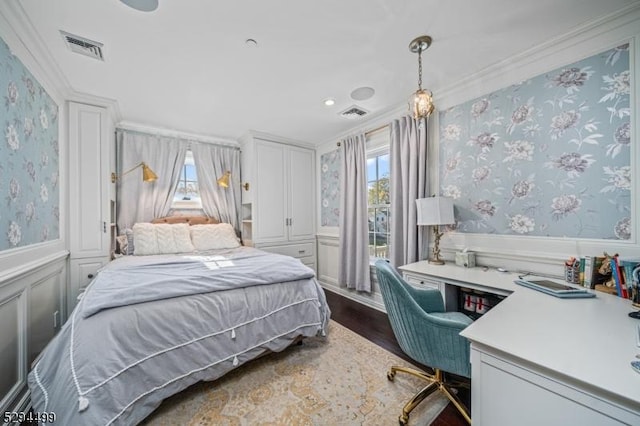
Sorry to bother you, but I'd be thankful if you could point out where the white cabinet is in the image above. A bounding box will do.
[240,134,316,270]
[0,255,66,416]
[67,102,115,310]
[470,346,640,425]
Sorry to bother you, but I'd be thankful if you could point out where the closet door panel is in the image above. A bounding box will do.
[288,147,315,241]
[68,102,110,258]
[254,140,288,243]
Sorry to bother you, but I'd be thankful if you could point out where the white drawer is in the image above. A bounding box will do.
[260,242,315,259]
[403,273,442,291]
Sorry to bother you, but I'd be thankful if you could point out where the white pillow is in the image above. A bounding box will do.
[156,223,195,254]
[190,223,240,251]
[133,223,195,255]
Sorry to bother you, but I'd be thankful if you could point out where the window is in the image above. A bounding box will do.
[367,149,390,259]
[172,150,202,209]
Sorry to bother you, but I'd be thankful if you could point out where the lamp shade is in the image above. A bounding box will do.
[416,197,455,226]
[141,162,157,182]
[217,171,231,188]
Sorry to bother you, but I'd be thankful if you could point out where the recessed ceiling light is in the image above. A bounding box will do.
[120,0,158,12]
[323,98,336,107]
[350,86,375,101]
[245,38,258,47]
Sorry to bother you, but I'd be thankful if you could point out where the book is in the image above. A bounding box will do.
[579,257,585,286]
[617,257,629,299]
[610,258,622,297]
[583,256,593,288]
[611,256,628,298]
[592,256,612,287]
[620,259,640,298]
[620,259,640,279]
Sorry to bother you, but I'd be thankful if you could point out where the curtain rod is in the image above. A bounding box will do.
[336,123,389,146]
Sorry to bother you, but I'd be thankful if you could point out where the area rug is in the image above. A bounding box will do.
[141,321,449,425]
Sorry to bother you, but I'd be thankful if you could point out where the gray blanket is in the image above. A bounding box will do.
[81,248,315,317]
[28,247,330,425]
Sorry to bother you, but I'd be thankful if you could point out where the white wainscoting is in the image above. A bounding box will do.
[0,251,67,416]
[316,234,385,312]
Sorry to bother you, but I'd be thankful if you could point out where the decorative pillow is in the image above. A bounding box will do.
[133,223,159,255]
[124,228,135,255]
[155,223,195,254]
[190,223,240,251]
[115,235,129,255]
[133,223,195,255]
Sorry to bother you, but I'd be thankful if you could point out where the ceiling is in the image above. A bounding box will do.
[8,0,638,144]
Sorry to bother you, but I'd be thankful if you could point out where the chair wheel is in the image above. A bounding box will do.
[387,371,396,381]
[399,414,409,425]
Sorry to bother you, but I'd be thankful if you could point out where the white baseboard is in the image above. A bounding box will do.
[319,281,386,313]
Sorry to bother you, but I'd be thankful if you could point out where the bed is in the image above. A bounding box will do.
[27,217,330,425]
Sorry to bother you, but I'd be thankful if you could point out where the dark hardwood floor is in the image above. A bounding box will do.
[324,289,469,426]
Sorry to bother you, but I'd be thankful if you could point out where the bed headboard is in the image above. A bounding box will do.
[151,216,220,225]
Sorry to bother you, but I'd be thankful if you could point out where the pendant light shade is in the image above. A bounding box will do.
[409,35,435,119]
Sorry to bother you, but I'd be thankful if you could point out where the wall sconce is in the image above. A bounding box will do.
[111,162,157,183]
[416,196,455,265]
[217,171,231,188]
[216,171,249,190]
[409,35,435,119]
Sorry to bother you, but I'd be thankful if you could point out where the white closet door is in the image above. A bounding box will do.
[68,102,109,257]
[288,147,315,241]
[254,140,288,243]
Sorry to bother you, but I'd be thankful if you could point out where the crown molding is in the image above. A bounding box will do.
[318,102,408,148]
[66,91,123,123]
[0,1,124,122]
[0,0,70,103]
[118,121,240,147]
[240,130,317,148]
[435,2,640,109]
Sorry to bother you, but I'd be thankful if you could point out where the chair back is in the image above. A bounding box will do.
[375,260,471,378]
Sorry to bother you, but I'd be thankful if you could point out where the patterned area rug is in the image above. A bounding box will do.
[142,321,449,425]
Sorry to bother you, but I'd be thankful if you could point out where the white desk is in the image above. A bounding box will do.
[399,261,640,426]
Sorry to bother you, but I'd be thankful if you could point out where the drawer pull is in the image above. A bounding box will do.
[420,281,424,284]
[298,250,306,254]
[88,273,94,279]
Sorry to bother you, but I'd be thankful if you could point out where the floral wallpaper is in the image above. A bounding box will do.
[439,44,630,239]
[320,148,341,226]
[1,37,59,250]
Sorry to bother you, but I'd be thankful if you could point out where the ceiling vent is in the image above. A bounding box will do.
[60,31,104,61]
[339,105,369,119]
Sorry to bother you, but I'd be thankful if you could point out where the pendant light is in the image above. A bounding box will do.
[409,35,435,119]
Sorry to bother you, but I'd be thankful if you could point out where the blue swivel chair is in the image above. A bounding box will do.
[375,260,473,425]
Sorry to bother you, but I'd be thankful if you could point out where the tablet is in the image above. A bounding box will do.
[515,278,596,298]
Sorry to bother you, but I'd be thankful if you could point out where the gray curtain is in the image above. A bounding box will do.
[116,130,188,229]
[192,143,241,232]
[338,133,371,292]
[389,116,428,267]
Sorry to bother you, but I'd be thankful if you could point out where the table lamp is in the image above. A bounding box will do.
[416,197,455,265]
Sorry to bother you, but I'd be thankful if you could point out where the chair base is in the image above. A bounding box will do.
[387,365,471,425]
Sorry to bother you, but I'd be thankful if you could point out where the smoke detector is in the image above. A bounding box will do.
[60,31,104,61]
[339,105,369,119]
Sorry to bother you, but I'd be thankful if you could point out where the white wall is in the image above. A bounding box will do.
[315,6,640,310]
